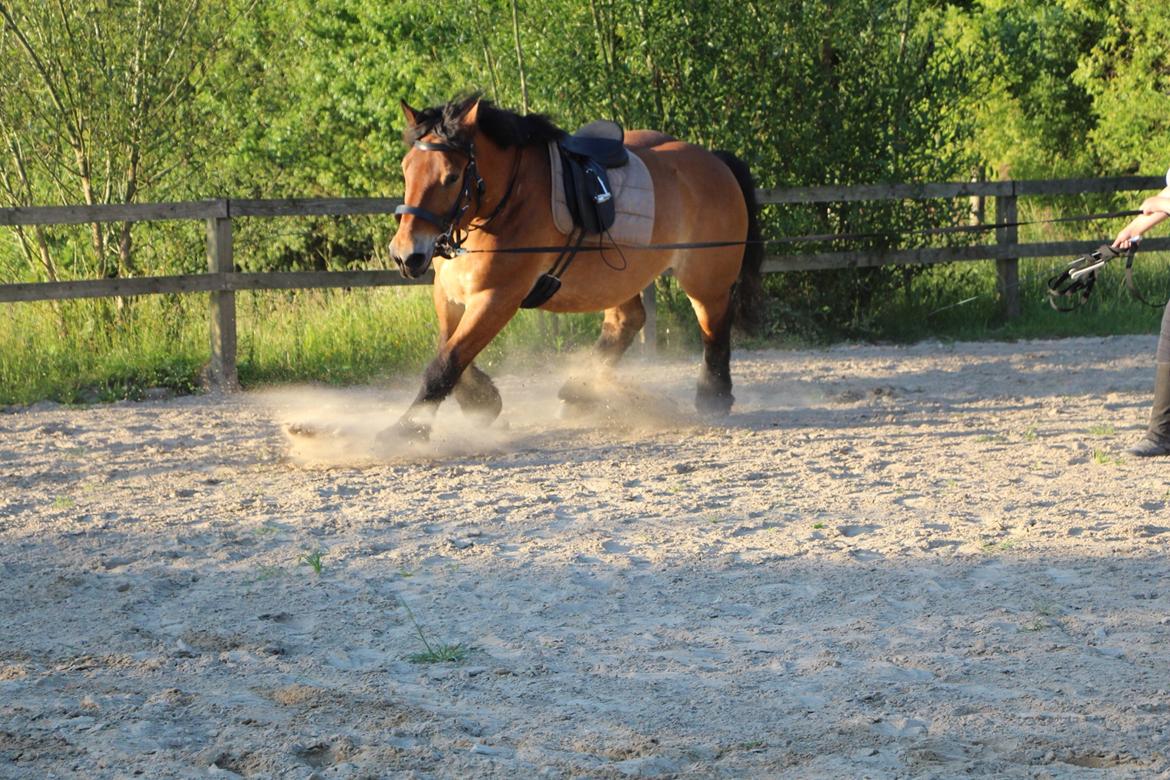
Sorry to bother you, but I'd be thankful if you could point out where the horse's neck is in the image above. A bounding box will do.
[471,142,553,246]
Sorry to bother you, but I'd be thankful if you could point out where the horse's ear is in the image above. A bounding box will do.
[458,98,481,126]
[401,100,418,126]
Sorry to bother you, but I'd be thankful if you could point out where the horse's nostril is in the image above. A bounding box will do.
[406,253,426,269]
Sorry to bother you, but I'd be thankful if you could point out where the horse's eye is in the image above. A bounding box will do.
[442,173,459,187]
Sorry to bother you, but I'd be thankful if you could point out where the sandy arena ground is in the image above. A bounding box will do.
[2,336,1170,779]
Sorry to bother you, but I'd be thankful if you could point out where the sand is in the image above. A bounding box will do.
[1,336,1169,779]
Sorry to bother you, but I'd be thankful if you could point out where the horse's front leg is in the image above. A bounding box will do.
[379,291,516,443]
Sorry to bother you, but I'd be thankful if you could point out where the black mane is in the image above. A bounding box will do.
[404,95,565,149]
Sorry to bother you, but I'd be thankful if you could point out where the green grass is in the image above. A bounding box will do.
[1091,449,1124,466]
[0,287,605,405]
[0,296,205,405]
[297,549,326,575]
[868,250,1169,343]
[2,247,1168,406]
[400,595,467,665]
[980,538,1018,553]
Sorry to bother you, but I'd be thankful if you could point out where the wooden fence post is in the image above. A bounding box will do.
[641,280,657,355]
[995,187,1020,320]
[206,210,239,391]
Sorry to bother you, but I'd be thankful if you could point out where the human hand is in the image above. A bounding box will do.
[1113,226,1143,249]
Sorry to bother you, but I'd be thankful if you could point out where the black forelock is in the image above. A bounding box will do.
[403,94,565,149]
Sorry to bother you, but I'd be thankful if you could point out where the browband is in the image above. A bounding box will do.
[414,140,469,154]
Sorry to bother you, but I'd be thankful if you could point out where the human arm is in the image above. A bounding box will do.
[1113,186,1170,249]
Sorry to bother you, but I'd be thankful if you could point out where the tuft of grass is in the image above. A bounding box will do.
[1091,449,1123,466]
[1088,423,1116,437]
[408,643,468,664]
[980,538,1017,553]
[51,495,75,510]
[248,565,285,583]
[400,596,467,664]
[297,549,325,574]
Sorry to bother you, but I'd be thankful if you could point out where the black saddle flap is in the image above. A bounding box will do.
[559,149,616,235]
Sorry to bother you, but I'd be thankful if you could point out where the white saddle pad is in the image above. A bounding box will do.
[548,142,655,247]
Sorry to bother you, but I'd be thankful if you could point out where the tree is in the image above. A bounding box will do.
[0,0,249,280]
[1077,2,1170,176]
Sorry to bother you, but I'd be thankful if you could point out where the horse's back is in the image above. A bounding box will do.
[624,129,748,261]
[624,129,678,149]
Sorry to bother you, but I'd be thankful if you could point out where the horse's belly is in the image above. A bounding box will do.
[541,255,674,313]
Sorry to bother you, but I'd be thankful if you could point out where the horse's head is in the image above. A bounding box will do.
[391,98,483,278]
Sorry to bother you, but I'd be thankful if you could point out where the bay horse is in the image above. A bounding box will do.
[386,95,763,441]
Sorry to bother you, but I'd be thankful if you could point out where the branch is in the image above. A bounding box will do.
[0,3,77,143]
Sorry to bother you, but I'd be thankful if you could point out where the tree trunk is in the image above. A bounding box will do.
[509,0,530,113]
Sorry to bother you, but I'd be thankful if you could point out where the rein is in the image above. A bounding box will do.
[453,208,1146,256]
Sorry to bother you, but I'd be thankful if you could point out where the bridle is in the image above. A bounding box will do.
[394,138,522,259]
[1046,241,1167,311]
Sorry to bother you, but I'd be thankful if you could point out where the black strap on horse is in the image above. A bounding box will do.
[1047,242,1167,312]
[519,228,588,309]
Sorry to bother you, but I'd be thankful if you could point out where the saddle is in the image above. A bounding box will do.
[520,120,653,310]
[556,120,628,235]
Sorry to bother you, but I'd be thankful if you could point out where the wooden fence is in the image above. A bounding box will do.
[2,176,1167,390]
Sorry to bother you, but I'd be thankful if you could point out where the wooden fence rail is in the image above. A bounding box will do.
[2,177,1166,389]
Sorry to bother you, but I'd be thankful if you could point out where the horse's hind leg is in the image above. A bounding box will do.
[453,363,502,424]
[687,290,735,416]
[595,294,647,365]
[558,294,646,405]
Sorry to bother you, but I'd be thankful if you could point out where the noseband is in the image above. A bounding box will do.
[395,140,486,259]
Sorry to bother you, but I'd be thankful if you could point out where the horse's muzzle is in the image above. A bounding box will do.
[394,251,432,279]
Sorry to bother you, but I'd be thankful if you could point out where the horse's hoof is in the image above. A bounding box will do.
[285,422,321,438]
[377,419,431,444]
[558,378,602,406]
[558,399,594,420]
[461,408,501,428]
[285,421,346,439]
[695,392,734,418]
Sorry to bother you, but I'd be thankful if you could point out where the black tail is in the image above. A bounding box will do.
[713,150,764,335]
